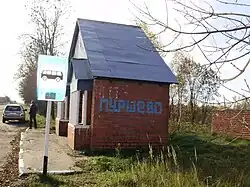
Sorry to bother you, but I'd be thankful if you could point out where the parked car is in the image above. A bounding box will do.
[2,104,27,123]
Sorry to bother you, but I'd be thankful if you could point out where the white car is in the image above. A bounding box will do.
[2,104,27,123]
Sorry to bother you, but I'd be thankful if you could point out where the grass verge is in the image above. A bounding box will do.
[24,106,55,130]
[21,131,250,187]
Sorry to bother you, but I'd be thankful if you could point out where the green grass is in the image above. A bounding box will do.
[24,106,55,130]
[23,155,204,187]
[21,123,250,187]
[34,114,55,129]
[169,132,250,186]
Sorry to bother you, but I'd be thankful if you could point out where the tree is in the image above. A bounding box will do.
[170,52,188,124]
[15,0,70,117]
[136,20,166,57]
[0,96,11,104]
[198,66,221,124]
[131,0,250,104]
[170,52,220,124]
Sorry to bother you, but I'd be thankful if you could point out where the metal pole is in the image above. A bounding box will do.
[43,101,52,175]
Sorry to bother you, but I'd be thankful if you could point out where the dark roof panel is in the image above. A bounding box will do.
[92,61,176,83]
[71,59,93,80]
[77,18,178,84]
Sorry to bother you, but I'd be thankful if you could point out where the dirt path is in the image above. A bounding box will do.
[0,105,27,186]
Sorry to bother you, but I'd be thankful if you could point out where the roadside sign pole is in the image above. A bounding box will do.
[37,54,68,175]
[43,101,52,175]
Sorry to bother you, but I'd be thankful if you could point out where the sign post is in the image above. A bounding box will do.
[37,55,68,175]
[43,101,52,174]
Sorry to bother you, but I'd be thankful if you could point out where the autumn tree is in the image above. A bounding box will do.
[170,52,220,124]
[136,20,221,125]
[170,52,188,124]
[131,0,250,105]
[15,0,70,117]
[198,66,221,124]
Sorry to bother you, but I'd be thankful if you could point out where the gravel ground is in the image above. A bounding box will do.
[0,129,27,187]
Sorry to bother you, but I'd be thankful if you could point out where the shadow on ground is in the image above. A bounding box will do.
[23,174,67,187]
[38,174,66,186]
[4,120,29,128]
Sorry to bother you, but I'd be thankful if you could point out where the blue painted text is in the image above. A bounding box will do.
[99,98,163,114]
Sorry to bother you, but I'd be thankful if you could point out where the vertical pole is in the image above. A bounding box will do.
[64,97,68,120]
[43,101,52,175]
[83,90,88,125]
[75,91,80,124]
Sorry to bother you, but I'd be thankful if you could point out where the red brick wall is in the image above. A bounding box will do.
[90,78,170,149]
[212,110,250,139]
[68,124,90,150]
[55,119,69,137]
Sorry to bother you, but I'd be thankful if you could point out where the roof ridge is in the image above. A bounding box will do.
[71,18,178,84]
[77,18,140,29]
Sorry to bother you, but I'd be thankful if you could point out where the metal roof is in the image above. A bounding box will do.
[71,59,93,80]
[76,18,177,84]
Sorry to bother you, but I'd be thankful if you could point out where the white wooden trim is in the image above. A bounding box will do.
[57,102,63,119]
[75,91,80,125]
[83,90,88,125]
[64,97,68,120]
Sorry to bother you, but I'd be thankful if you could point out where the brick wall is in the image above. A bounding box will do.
[68,123,90,150]
[89,78,170,149]
[55,118,69,137]
[212,110,250,139]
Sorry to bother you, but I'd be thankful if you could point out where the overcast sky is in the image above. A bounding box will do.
[0,0,249,103]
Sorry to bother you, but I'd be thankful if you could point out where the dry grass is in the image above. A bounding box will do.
[20,122,250,186]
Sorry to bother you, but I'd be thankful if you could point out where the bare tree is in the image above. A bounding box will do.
[15,0,71,117]
[130,0,250,104]
[170,52,188,125]
[170,51,220,124]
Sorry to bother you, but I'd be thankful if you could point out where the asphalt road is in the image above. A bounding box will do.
[0,105,27,170]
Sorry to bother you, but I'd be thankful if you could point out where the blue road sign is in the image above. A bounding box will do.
[37,55,68,101]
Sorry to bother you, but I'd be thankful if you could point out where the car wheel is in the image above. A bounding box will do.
[2,118,5,123]
[55,77,61,82]
[42,76,47,81]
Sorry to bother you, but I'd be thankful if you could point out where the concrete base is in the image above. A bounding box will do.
[67,123,90,150]
[19,129,82,176]
[55,118,69,137]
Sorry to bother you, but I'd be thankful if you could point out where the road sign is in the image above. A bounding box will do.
[37,55,68,101]
[36,54,68,175]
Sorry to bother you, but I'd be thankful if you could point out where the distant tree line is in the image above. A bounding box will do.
[0,96,17,105]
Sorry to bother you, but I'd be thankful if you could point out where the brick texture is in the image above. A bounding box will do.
[55,118,69,137]
[89,78,170,149]
[68,123,90,150]
[212,110,250,139]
